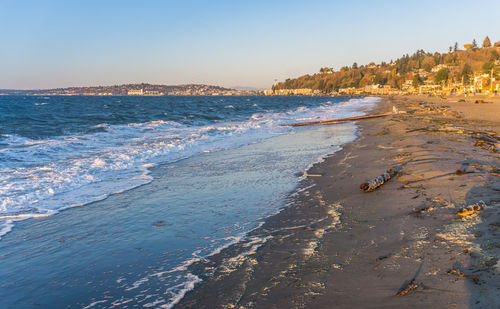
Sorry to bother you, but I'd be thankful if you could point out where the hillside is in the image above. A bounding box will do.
[272,37,500,96]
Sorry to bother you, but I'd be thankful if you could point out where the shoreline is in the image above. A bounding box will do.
[177,96,499,308]
[0,96,379,308]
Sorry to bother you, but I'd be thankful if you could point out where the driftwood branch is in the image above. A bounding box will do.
[396,279,418,296]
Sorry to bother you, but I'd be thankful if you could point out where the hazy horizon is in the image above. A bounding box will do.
[1,0,500,90]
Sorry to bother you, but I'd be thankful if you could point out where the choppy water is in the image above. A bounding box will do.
[0,95,378,308]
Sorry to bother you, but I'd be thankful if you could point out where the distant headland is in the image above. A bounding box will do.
[0,83,260,96]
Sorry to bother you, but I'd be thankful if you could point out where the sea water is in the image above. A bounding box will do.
[0,95,378,308]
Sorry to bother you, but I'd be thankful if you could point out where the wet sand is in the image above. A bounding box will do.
[177,96,500,308]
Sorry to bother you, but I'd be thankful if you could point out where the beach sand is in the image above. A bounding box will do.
[176,96,500,308]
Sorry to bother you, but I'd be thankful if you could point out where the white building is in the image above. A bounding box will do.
[128,89,144,95]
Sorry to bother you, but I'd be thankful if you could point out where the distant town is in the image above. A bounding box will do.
[0,83,258,96]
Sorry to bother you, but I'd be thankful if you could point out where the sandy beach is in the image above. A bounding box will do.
[177,96,500,308]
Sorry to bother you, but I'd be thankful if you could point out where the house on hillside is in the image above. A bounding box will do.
[419,84,441,94]
[363,84,380,94]
[338,88,356,95]
[431,64,448,73]
[402,79,416,93]
[271,88,317,96]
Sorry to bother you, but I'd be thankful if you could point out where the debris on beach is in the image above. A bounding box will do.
[460,162,499,169]
[376,253,392,261]
[391,152,412,160]
[446,268,481,284]
[360,168,398,192]
[474,139,499,153]
[411,206,434,215]
[395,279,419,296]
[456,202,485,218]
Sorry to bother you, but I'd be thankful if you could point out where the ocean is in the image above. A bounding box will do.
[0,95,378,308]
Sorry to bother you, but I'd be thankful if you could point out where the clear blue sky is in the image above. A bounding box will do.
[1,0,499,90]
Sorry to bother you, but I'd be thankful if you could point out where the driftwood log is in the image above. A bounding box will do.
[360,168,398,192]
[456,201,485,217]
[280,112,397,127]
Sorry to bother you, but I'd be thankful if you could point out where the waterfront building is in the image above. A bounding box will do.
[128,89,144,95]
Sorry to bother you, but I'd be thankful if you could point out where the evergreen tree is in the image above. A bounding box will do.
[412,74,423,88]
[472,39,478,50]
[460,63,473,85]
[454,42,458,52]
[483,36,491,48]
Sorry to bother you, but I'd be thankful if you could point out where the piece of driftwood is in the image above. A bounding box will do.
[396,279,418,296]
[474,140,499,153]
[412,206,434,215]
[456,202,485,217]
[360,168,397,192]
[447,269,481,284]
[280,112,398,127]
[376,253,392,261]
[459,162,499,169]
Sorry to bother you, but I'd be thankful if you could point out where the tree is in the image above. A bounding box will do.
[422,56,435,72]
[483,61,494,73]
[483,36,491,48]
[412,74,424,88]
[460,63,473,85]
[358,74,373,87]
[373,74,387,85]
[472,39,478,50]
[435,68,449,84]
[454,42,458,52]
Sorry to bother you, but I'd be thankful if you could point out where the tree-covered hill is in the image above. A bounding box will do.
[273,37,500,93]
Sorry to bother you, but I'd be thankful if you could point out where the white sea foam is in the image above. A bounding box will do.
[0,97,379,240]
[161,273,201,309]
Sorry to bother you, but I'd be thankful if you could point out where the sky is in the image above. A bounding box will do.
[1,0,500,90]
